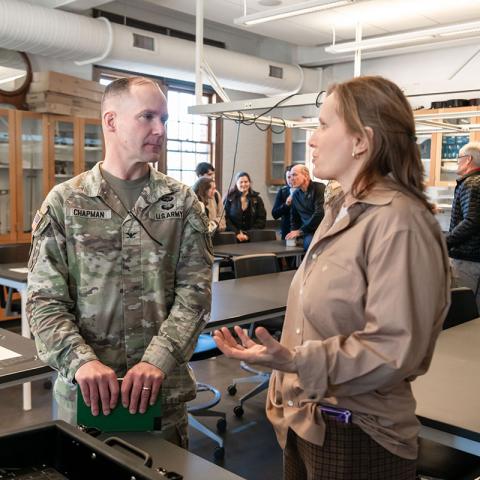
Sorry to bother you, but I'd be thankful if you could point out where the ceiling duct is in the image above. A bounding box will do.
[0,0,317,96]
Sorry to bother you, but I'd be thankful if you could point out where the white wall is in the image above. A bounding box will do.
[221,89,273,216]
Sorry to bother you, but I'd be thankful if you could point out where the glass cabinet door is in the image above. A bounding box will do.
[417,134,433,185]
[291,128,307,167]
[267,128,288,185]
[17,112,46,238]
[82,120,103,171]
[438,131,470,184]
[51,117,75,185]
[0,110,15,241]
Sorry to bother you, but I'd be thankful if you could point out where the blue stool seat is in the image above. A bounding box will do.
[191,334,221,360]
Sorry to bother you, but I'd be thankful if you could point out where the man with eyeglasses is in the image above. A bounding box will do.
[446,141,480,310]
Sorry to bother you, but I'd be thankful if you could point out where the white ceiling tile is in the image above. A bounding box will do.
[126,0,480,47]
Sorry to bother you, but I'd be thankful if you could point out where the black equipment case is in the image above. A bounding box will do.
[0,420,168,479]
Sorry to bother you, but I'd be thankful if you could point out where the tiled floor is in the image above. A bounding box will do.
[0,340,283,480]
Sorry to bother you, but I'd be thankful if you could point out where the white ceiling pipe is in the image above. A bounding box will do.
[0,0,311,96]
[0,0,109,61]
[104,23,306,96]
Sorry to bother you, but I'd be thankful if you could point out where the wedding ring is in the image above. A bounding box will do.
[142,386,151,391]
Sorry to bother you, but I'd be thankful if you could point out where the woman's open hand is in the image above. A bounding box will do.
[213,326,297,373]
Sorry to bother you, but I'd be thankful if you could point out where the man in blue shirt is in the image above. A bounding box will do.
[286,164,325,250]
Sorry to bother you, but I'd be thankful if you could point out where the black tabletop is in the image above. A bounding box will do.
[0,328,52,385]
[0,263,28,284]
[214,240,304,258]
[412,317,480,441]
[98,431,245,480]
[209,270,295,330]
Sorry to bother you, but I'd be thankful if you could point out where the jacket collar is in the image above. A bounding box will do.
[309,179,399,246]
[347,179,398,207]
[458,168,480,183]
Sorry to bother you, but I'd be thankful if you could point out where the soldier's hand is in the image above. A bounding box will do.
[122,362,165,414]
[75,360,119,416]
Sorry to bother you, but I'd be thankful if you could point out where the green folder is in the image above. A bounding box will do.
[76,382,162,432]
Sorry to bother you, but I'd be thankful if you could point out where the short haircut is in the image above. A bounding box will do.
[101,76,161,114]
[461,141,480,166]
[195,162,215,177]
[293,164,310,178]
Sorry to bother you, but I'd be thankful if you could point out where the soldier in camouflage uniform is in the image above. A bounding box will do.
[27,77,213,448]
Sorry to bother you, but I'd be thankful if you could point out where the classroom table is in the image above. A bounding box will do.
[412,318,480,456]
[97,431,245,480]
[214,239,304,259]
[0,327,52,390]
[0,263,29,336]
[212,240,304,281]
[208,270,294,332]
[0,264,32,410]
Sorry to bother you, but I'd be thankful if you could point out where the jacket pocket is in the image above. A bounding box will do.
[28,212,52,271]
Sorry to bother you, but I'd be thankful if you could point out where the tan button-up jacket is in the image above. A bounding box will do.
[266,181,450,459]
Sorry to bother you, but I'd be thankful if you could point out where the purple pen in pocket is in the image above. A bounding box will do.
[320,405,352,424]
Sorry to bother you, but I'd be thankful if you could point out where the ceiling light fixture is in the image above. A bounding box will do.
[234,0,353,26]
[325,20,480,53]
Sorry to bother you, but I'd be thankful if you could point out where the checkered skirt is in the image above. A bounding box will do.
[283,416,416,480]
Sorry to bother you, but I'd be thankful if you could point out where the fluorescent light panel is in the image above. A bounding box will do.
[325,20,480,53]
[234,0,353,26]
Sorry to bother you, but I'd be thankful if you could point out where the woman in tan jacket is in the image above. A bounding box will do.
[214,76,450,479]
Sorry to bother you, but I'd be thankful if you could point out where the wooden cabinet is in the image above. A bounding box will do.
[16,111,50,243]
[0,109,103,244]
[80,119,103,172]
[48,116,103,189]
[266,127,309,185]
[415,106,480,187]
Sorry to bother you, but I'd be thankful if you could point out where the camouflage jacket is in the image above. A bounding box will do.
[27,163,213,413]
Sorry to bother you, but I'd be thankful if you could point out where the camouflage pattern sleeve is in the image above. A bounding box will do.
[27,190,98,382]
[142,190,213,375]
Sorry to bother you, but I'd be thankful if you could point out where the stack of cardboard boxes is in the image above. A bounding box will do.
[27,71,104,118]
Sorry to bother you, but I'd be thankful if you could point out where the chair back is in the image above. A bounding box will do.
[443,287,479,330]
[212,231,236,245]
[233,253,279,279]
[0,243,30,264]
[246,229,277,242]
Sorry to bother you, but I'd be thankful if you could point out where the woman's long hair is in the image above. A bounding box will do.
[328,76,431,211]
[227,171,253,199]
[193,177,214,205]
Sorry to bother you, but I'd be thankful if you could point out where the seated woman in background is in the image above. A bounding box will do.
[272,166,293,240]
[192,176,226,233]
[224,171,266,242]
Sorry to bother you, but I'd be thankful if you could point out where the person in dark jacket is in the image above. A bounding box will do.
[272,166,294,239]
[286,164,325,250]
[224,171,266,242]
[446,141,480,310]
